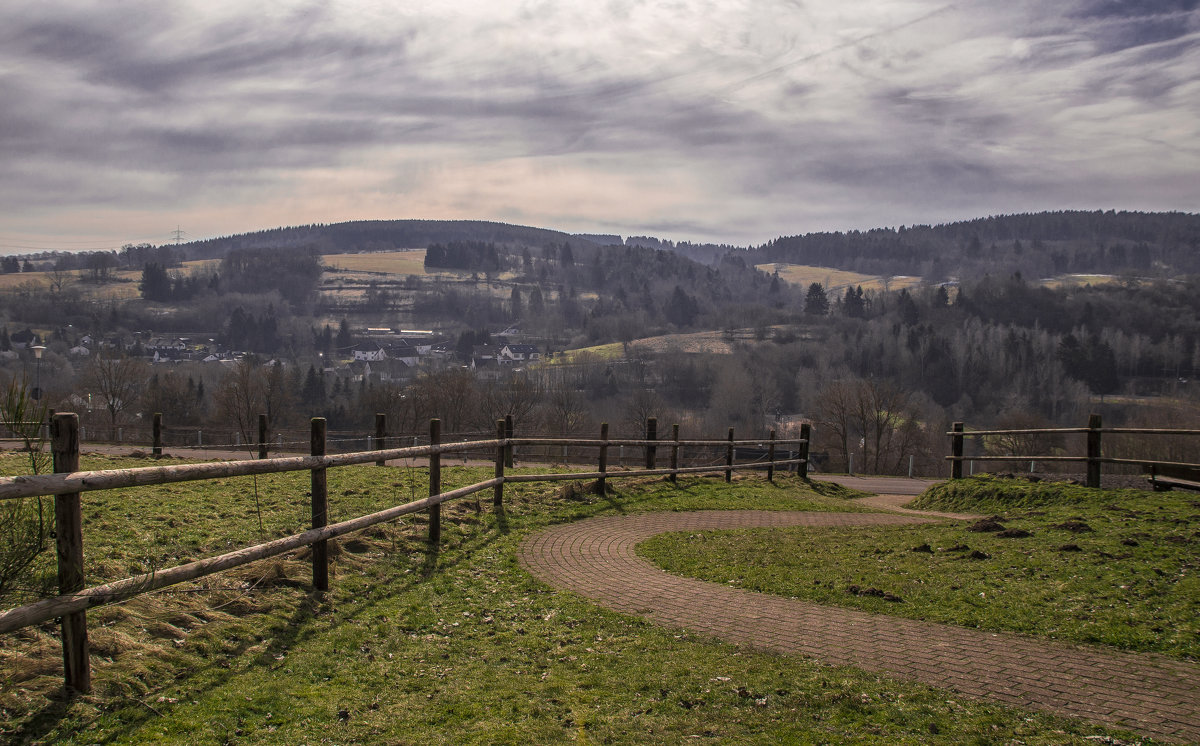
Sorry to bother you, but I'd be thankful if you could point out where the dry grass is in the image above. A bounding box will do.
[562,327,810,361]
[321,250,429,276]
[0,270,142,299]
[758,263,924,293]
[1037,274,1122,289]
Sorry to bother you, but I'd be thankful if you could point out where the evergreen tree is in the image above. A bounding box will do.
[510,286,522,320]
[804,283,829,316]
[896,289,920,326]
[843,286,866,318]
[302,365,326,406]
[665,285,699,327]
[336,319,353,352]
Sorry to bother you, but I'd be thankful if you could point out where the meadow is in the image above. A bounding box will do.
[0,455,1154,744]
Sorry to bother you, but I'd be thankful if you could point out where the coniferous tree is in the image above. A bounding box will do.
[843,286,866,318]
[804,283,829,316]
[510,286,522,321]
[896,289,919,326]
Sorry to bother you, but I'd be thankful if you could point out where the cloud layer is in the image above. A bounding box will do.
[1,0,1197,250]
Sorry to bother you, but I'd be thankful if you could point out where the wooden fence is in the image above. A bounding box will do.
[947,413,1200,487]
[0,414,810,694]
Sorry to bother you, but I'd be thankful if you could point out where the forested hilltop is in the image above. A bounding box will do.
[178,220,602,261]
[3,210,1200,476]
[750,210,1200,280]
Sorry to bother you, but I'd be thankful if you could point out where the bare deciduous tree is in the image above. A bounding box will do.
[408,368,477,433]
[815,377,924,474]
[83,354,149,439]
[475,373,543,431]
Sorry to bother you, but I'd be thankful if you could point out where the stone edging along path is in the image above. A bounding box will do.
[518,508,1200,743]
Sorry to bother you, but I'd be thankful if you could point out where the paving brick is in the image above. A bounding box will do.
[519,508,1200,743]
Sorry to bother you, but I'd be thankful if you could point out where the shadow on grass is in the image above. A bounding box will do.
[6,509,521,745]
[7,474,784,744]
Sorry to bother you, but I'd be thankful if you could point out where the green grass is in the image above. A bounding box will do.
[642,474,1200,660]
[0,460,1152,744]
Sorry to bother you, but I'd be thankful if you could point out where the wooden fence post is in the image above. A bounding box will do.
[598,423,609,497]
[429,419,441,546]
[152,413,162,457]
[1086,413,1102,489]
[310,418,328,592]
[799,423,811,479]
[951,422,964,479]
[504,415,514,468]
[725,427,734,483]
[51,413,90,694]
[670,424,680,485]
[494,419,505,507]
[767,428,776,483]
[645,417,657,470]
[258,414,268,459]
[375,413,387,466]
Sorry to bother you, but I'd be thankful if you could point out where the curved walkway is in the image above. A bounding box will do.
[519,508,1200,743]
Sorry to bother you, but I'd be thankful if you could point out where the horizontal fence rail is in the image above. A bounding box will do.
[0,413,810,695]
[946,414,1200,487]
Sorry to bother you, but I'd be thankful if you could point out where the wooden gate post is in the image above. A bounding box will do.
[799,423,811,479]
[767,429,776,483]
[494,420,505,507]
[670,424,680,485]
[645,417,657,470]
[598,423,609,497]
[504,415,514,468]
[725,427,734,483]
[310,418,329,592]
[375,413,387,466]
[152,413,162,457]
[429,419,441,545]
[51,413,91,694]
[1086,413,1102,489]
[951,422,964,479]
[258,414,268,459]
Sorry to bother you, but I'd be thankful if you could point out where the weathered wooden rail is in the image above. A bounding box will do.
[0,413,810,694]
[947,414,1200,488]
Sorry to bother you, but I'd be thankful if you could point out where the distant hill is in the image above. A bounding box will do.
[134,210,1200,283]
[573,233,623,246]
[749,210,1200,281]
[179,220,602,261]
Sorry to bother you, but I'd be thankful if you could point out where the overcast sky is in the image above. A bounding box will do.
[1,0,1197,253]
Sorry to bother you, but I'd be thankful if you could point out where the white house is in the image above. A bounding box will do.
[499,344,540,364]
[352,344,387,362]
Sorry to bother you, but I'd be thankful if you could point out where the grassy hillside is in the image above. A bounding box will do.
[758,263,923,293]
[0,458,1140,745]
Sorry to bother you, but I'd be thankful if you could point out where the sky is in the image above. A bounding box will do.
[0,0,1197,253]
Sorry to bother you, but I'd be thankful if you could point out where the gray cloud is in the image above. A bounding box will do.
[0,0,1196,248]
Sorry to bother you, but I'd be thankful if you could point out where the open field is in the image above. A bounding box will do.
[0,457,1145,745]
[321,249,428,276]
[0,270,142,300]
[758,263,924,293]
[1038,274,1124,289]
[560,326,815,362]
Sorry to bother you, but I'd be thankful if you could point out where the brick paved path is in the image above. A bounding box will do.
[519,510,1200,743]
